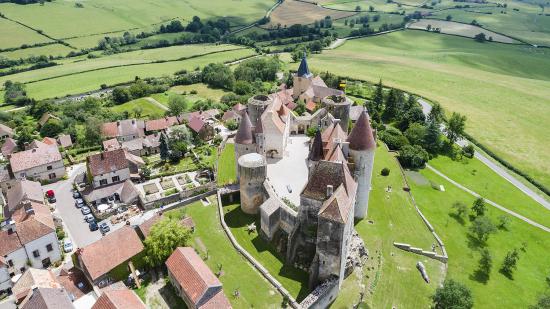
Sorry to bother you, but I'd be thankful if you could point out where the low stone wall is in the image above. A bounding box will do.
[141,182,216,210]
[393,242,448,263]
[299,278,340,309]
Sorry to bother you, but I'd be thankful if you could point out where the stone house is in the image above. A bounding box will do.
[9,141,65,181]
[21,287,75,309]
[76,226,144,288]
[165,247,231,309]
[145,116,179,133]
[56,134,73,149]
[11,268,62,303]
[0,123,14,140]
[87,149,131,188]
[1,137,17,157]
[187,116,214,140]
[101,119,145,142]
[91,285,145,309]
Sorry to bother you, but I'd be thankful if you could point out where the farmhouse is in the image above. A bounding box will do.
[21,287,75,309]
[91,285,146,309]
[9,140,65,181]
[0,123,14,140]
[12,268,61,303]
[101,119,145,142]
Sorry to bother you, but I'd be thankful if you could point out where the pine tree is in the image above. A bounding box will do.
[160,132,170,161]
[382,88,398,121]
[373,79,384,114]
[424,120,441,153]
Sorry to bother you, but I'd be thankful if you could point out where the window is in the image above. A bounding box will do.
[48,173,56,179]
[46,244,53,252]
[112,176,120,182]
[33,250,40,258]
[99,179,108,186]
[47,165,52,170]
[7,260,13,267]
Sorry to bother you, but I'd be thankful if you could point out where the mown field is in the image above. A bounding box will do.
[409,19,518,43]
[301,30,550,190]
[0,17,53,49]
[267,0,356,28]
[409,156,550,308]
[1,46,255,100]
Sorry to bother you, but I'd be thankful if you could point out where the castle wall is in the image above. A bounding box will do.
[248,95,271,126]
[263,113,288,159]
[323,96,352,131]
[238,154,267,214]
[349,148,375,219]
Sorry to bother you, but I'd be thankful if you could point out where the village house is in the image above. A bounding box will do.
[0,123,14,140]
[137,212,195,240]
[145,116,179,133]
[103,133,161,157]
[166,247,231,309]
[21,287,75,309]
[91,284,146,309]
[38,113,60,128]
[11,268,61,303]
[76,226,144,288]
[1,137,17,157]
[87,149,131,188]
[9,140,65,181]
[222,110,241,124]
[101,119,145,142]
[187,116,215,140]
[57,134,73,149]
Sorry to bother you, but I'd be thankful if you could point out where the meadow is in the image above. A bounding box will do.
[267,0,356,28]
[0,17,53,49]
[302,30,550,189]
[408,19,518,43]
[6,48,255,100]
[409,162,550,308]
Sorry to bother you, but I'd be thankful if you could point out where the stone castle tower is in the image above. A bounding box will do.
[347,110,376,219]
[247,95,271,126]
[323,95,352,130]
[234,111,256,180]
[292,55,313,100]
[238,153,267,214]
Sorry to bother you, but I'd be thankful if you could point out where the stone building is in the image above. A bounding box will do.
[232,55,376,301]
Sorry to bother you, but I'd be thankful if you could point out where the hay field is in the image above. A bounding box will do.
[0,17,53,49]
[268,0,356,27]
[301,30,550,189]
[409,20,518,43]
[0,43,73,60]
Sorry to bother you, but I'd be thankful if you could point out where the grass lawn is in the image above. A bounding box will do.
[109,98,165,119]
[408,166,550,308]
[217,143,237,186]
[169,83,231,102]
[166,197,283,308]
[334,144,445,308]
[302,30,550,189]
[222,203,311,301]
[429,155,550,228]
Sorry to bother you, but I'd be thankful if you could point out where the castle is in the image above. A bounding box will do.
[233,56,376,293]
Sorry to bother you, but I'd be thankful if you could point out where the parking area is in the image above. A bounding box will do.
[44,164,105,248]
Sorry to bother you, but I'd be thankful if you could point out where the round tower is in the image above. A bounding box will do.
[347,110,376,219]
[322,95,352,132]
[234,112,256,180]
[247,95,272,126]
[238,153,267,214]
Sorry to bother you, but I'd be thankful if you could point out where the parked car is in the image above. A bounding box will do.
[75,198,84,208]
[48,196,56,203]
[81,206,91,215]
[63,239,73,253]
[89,221,98,231]
[72,191,81,199]
[99,222,110,235]
[84,214,95,223]
[46,190,55,199]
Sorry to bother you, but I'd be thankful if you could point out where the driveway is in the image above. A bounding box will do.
[44,164,102,248]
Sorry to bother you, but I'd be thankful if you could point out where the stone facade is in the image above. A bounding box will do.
[238,153,267,214]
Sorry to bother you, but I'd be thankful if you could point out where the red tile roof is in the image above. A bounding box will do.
[57,134,73,149]
[0,230,23,256]
[87,149,128,177]
[9,142,62,173]
[92,287,146,309]
[1,137,17,156]
[305,101,316,112]
[102,139,121,151]
[101,119,144,139]
[78,226,143,281]
[187,116,206,134]
[166,247,227,306]
[347,110,376,151]
[145,116,179,132]
[42,137,57,146]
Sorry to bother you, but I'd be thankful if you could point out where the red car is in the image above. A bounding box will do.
[46,190,55,198]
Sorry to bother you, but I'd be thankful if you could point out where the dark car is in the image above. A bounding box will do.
[99,222,110,235]
[89,221,98,231]
[48,196,56,203]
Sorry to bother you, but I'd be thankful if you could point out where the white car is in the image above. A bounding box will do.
[63,239,73,253]
[81,206,91,215]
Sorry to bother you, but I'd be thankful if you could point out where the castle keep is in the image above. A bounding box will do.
[234,56,376,296]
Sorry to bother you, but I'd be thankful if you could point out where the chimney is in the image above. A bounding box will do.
[132,119,135,125]
[326,185,333,198]
[117,121,121,126]
[100,153,104,160]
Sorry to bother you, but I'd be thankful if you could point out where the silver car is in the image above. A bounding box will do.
[81,206,91,215]
[75,198,85,208]
[84,214,95,223]
[63,239,73,253]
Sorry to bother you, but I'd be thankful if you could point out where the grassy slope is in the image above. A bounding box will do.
[303,30,550,188]
[217,143,237,186]
[0,43,73,60]
[429,155,550,228]
[409,167,550,308]
[166,198,283,308]
[334,145,445,308]
[17,48,255,100]
[0,17,53,49]
[109,98,164,119]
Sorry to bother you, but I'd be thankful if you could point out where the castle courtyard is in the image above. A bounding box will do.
[266,135,310,206]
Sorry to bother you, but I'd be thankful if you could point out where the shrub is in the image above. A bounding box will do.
[56,227,65,240]
[462,144,475,158]
[380,127,409,150]
[432,279,473,309]
[398,145,429,168]
[381,167,390,176]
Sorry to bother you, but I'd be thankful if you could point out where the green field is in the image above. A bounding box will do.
[0,43,73,60]
[217,143,237,186]
[409,162,550,308]
[166,197,283,308]
[0,17,53,49]
[7,48,254,100]
[335,145,445,308]
[302,30,550,189]
[109,98,165,119]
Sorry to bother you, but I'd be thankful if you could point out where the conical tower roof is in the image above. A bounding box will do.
[308,129,323,161]
[235,112,254,145]
[347,110,376,151]
[297,54,312,78]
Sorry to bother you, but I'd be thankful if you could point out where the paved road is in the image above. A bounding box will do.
[44,164,102,248]
[418,98,550,211]
[426,164,550,233]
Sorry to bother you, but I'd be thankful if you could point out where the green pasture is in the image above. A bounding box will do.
[109,98,165,119]
[217,143,237,186]
[10,48,255,100]
[0,17,52,49]
[409,165,550,308]
[166,197,283,308]
[170,83,230,102]
[301,30,550,189]
[0,43,73,60]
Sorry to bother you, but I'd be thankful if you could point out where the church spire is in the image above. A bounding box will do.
[297,53,312,78]
[347,109,376,151]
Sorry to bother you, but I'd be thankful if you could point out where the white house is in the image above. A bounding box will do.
[9,140,65,181]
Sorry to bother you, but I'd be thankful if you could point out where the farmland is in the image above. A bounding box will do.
[301,30,550,189]
[0,17,53,49]
[408,20,518,43]
[267,0,357,28]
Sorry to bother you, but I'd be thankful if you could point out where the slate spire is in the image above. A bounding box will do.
[347,109,376,151]
[235,111,254,145]
[297,53,312,78]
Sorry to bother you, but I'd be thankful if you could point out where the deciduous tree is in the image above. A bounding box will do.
[432,279,473,309]
[144,218,192,267]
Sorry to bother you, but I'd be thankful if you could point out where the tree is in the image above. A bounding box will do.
[474,32,487,43]
[462,144,475,158]
[202,63,235,90]
[398,144,429,168]
[234,80,254,95]
[497,215,511,230]
[40,118,63,137]
[470,216,496,242]
[446,112,466,143]
[159,132,170,161]
[500,249,519,277]
[225,120,239,131]
[404,123,427,146]
[29,100,54,119]
[423,120,441,153]
[432,279,473,309]
[144,217,192,267]
[372,79,384,120]
[529,294,550,309]
[84,117,102,146]
[355,5,361,11]
[477,248,492,279]
[452,201,468,218]
[405,94,417,110]
[306,126,318,138]
[291,46,309,62]
[446,14,453,21]
[472,197,486,217]
[398,106,425,131]
[382,88,399,121]
[428,102,445,124]
[379,126,409,150]
[167,95,188,116]
[111,87,131,104]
